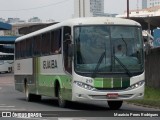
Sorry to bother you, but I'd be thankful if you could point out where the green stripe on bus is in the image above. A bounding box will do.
[122,78,130,88]
[113,78,121,88]
[94,78,112,88]
[94,78,103,88]
[103,78,112,88]
[94,77,130,88]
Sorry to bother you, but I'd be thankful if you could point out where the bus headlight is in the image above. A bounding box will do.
[74,81,95,90]
[127,80,145,90]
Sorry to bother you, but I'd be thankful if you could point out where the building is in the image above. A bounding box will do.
[117,5,160,18]
[90,0,104,16]
[7,18,21,23]
[74,0,115,17]
[28,17,42,23]
[0,18,5,23]
[142,0,160,9]
[74,0,91,17]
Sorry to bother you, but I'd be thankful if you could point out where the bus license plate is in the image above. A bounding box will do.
[107,93,118,99]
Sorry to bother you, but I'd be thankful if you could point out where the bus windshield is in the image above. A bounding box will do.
[74,25,144,76]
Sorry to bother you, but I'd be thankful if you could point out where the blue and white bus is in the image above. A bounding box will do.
[0,52,14,73]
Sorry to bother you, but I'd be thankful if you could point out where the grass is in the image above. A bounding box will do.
[128,86,160,108]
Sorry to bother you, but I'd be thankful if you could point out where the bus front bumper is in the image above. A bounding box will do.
[72,82,145,101]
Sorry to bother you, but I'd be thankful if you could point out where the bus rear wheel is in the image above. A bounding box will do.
[25,84,32,102]
[25,84,41,102]
[108,101,123,110]
[58,87,66,108]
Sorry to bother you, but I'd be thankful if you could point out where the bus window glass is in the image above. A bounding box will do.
[63,26,72,73]
[74,25,144,76]
[15,42,20,59]
[20,40,26,58]
[33,35,41,56]
[0,54,14,60]
[110,26,143,72]
[42,32,50,55]
[26,38,33,57]
[51,29,61,54]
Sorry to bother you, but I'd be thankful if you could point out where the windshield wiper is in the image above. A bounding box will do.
[91,51,105,78]
[114,56,132,77]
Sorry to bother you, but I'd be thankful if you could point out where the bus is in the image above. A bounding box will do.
[0,52,14,73]
[14,17,144,110]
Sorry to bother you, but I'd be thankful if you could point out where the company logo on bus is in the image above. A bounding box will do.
[43,60,57,69]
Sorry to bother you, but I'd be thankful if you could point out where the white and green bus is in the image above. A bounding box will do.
[14,17,145,110]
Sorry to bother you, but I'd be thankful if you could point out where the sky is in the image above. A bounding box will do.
[0,0,142,22]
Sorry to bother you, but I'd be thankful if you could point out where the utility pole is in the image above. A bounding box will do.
[127,0,129,18]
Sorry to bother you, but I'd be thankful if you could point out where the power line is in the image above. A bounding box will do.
[0,0,70,11]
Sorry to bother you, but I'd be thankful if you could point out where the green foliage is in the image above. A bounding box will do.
[128,86,160,108]
[144,86,160,100]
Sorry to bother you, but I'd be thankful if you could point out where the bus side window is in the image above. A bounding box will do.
[20,40,26,58]
[26,38,33,57]
[42,32,51,55]
[15,42,20,59]
[63,26,72,74]
[51,29,61,54]
[33,35,41,56]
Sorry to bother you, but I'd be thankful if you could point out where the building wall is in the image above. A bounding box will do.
[74,0,92,17]
[74,0,104,17]
[90,0,104,15]
[142,0,160,9]
[142,0,147,9]
[145,48,160,88]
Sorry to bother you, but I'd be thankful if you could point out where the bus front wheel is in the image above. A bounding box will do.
[107,101,123,110]
[58,87,66,108]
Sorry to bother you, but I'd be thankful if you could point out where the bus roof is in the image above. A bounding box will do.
[15,17,141,42]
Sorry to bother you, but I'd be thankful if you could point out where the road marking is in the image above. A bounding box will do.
[59,118,86,120]
[0,104,26,111]
[16,117,48,120]
[0,104,6,105]
[0,106,15,107]
[0,108,26,111]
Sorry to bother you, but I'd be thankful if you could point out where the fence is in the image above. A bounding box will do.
[145,47,160,88]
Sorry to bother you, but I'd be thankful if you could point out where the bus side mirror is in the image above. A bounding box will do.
[64,33,73,57]
[64,33,72,43]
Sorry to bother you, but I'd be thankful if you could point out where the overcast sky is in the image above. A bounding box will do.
[0,0,142,22]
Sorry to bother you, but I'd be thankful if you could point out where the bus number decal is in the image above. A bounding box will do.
[43,60,57,69]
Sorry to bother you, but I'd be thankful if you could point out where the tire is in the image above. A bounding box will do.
[108,101,123,110]
[58,86,66,107]
[25,84,41,102]
[25,84,32,102]
[34,95,41,102]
